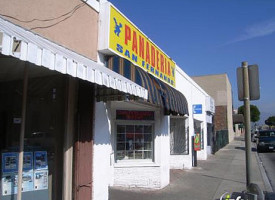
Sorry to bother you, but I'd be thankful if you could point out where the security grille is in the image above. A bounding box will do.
[170,118,188,155]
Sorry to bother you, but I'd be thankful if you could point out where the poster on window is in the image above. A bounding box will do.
[34,170,48,190]
[2,152,18,173]
[23,152,33,171]
[34,151,48,170]
[22,171,34,192]
[1,173,18,196]
[1,171,35,195]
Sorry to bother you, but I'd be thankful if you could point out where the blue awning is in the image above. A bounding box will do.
[106,56,189,116]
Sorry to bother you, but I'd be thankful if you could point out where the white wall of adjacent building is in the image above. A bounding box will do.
[175,66,211,162]
[93,102,113,200]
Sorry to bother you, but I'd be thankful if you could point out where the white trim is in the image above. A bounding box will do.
[0,17,148,100]
[82,0,99,12]
[0,32,3,51]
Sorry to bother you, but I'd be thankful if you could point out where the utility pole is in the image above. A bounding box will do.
[242,61,252,187]
[237,62,261,197]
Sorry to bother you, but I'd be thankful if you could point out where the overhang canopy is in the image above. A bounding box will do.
[106,56,189,116]
[0,17,148,100]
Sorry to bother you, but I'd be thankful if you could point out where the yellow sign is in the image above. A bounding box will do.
[109,6,176,87]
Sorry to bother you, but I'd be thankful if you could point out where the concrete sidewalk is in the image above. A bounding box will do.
[109,137,274,200]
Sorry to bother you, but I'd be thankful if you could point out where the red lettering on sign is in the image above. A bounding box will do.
[156,50,160,70]
[168,61,171,76]
[160,54,164,73]
[139,35,144,59]
[151,45,155,68]
[146,41,150,64]
[116,110,154,120]
[164,57,167,74]
[125,25,131,45]
[132,31,138,54]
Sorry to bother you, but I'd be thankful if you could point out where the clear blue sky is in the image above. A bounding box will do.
[109,0,275,124]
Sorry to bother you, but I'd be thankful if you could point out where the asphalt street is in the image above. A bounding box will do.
[258,151,275,192]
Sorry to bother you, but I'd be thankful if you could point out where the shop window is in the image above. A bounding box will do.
[170,118,189,155]
[116,124,153,160]
[0,61,65,200]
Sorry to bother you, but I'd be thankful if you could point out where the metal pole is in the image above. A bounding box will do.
[242,61,252,187]
[17,63,29,200]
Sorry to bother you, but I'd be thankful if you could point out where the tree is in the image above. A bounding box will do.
[238,104,260,122]
[265,116,275,126]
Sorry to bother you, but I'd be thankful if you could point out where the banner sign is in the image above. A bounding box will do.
[109,5,176,87]
[116,110,154,121]
[194,133,201,151]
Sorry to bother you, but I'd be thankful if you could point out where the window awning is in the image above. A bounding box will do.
[106,56,189,116]
[0,17,148,100]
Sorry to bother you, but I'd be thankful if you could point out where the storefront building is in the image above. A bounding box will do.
[0,1,147,200]
[0,1,215,200]
[94,2,214,200]
[192,74,234,153]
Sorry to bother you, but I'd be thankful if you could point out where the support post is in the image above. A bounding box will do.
[242,61,252,187]
[17,63,29,200]
[192,136,197,167]
[62,77,76,200]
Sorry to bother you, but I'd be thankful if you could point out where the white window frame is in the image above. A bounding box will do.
[114,120,155,164]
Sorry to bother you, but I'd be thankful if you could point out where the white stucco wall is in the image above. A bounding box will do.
[93,100,171,200]
[111,102,170,189]
[93,102,113,200]
[175,66,210,161]
[169,118,193,169]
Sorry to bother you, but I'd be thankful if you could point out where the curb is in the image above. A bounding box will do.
[254,148,273,193]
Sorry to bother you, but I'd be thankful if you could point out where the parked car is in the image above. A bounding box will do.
[256,130,275,152]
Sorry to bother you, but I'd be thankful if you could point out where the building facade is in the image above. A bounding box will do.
[0,1,214,200]
[192,74,234,153]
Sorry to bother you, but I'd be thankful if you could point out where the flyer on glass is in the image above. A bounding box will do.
[34,170,48,190]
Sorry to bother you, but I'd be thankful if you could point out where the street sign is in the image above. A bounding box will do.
[237,65,260,101]
[193,104,202,114]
